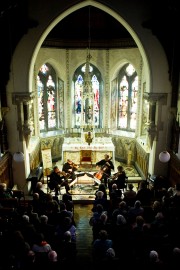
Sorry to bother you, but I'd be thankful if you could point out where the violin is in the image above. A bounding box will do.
[70,162,79,170]
[57,170,67,177]
[108,172,121,181]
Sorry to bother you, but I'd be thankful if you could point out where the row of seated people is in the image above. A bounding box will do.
[89,182,180,267]
[0,186,77,269]
[0,183,25,215]
[93,180,154,213]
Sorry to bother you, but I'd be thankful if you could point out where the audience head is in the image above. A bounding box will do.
[0,183,7,191]
[46,193,53,201]
[112,183,117,190]
[139,180,147,189]
[155,211,164,220]
[172,247,180,261]
[152,200,162,211]
[128,183,134,190]
[27,250,35,263]
[22,214,30,223]
[64,230,72,242]
[116,214,127,225]
[100,212,108,223]
[33,193,39,200]
[98,230,108,240]
[98,183,106,192]
[40,215,48,224]
[167,187,174,196]
[96,203,104,213]
[48,250,58,262]
[36,181,43,189]
[106,248,115,259]
[134,200,142,208]
[149,250,159,262]
[62,193,72,202]
[135,215,145,226]
[96,190,104,199]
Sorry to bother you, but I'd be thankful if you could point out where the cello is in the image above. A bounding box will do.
[94,157,112,180]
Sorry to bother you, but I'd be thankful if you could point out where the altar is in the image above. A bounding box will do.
[62,137,115,165]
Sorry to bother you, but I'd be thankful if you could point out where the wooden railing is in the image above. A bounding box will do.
[0,152,13,188]
[169,152,180,186]
[135,143,149,179]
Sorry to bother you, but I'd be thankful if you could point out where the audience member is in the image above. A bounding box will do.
[0,183,13,198]
[92,190,108,212]
[136,180,153,206]
[92,229,113,262]
[95,183,108,200]
[123,183,137,206]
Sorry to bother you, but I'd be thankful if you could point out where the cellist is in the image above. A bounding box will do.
[95,154,114,187]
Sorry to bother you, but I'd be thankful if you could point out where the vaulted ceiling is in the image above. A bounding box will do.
[42,6,136,49]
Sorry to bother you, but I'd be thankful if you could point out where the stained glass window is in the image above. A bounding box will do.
[118,64,138,131]
[37,63,64,132]
[74,64,101,128]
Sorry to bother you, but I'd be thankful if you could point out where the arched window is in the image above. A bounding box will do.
[118,63,138,131]
[37,63,64,133]
[74,63,102,128]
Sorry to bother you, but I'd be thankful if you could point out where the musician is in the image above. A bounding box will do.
[95,154,114,187]
[62,159,78,181]
[49,166,70,196]
[108,165,127,193]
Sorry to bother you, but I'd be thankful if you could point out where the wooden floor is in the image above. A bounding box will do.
[73,203,94,266]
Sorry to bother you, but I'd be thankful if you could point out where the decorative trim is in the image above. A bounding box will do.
[143,92,167,103]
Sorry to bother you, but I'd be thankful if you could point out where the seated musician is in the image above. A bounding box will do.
[95,154,114,187]
[62,159,78,181]
[108,165,127,193]
[49,166,70,196]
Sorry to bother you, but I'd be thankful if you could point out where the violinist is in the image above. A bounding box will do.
[49,165,70,195]
[108,165,127,193]
[62,159,78,181]
[95,154,114,187]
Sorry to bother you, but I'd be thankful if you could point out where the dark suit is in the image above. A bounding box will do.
[49,171,70,195]
[96,158,114,186]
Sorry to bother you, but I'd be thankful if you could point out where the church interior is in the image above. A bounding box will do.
[0,0,179,196]
[0,0,180,268]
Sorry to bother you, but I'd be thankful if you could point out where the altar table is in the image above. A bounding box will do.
[62,137,115,166]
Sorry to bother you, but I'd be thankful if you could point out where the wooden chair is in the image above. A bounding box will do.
[80,150,92,168]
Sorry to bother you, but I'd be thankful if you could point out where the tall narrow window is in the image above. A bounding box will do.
[37,63,64,133]
[74,64,101,128]
[118,63,138,131]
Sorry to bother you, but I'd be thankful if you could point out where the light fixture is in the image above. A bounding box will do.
[159,151,170,163]
[81,6,95,136]
[13,151,24,162]
[159,115,170,163]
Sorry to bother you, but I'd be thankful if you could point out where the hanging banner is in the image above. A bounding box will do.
[41,149,52,175]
